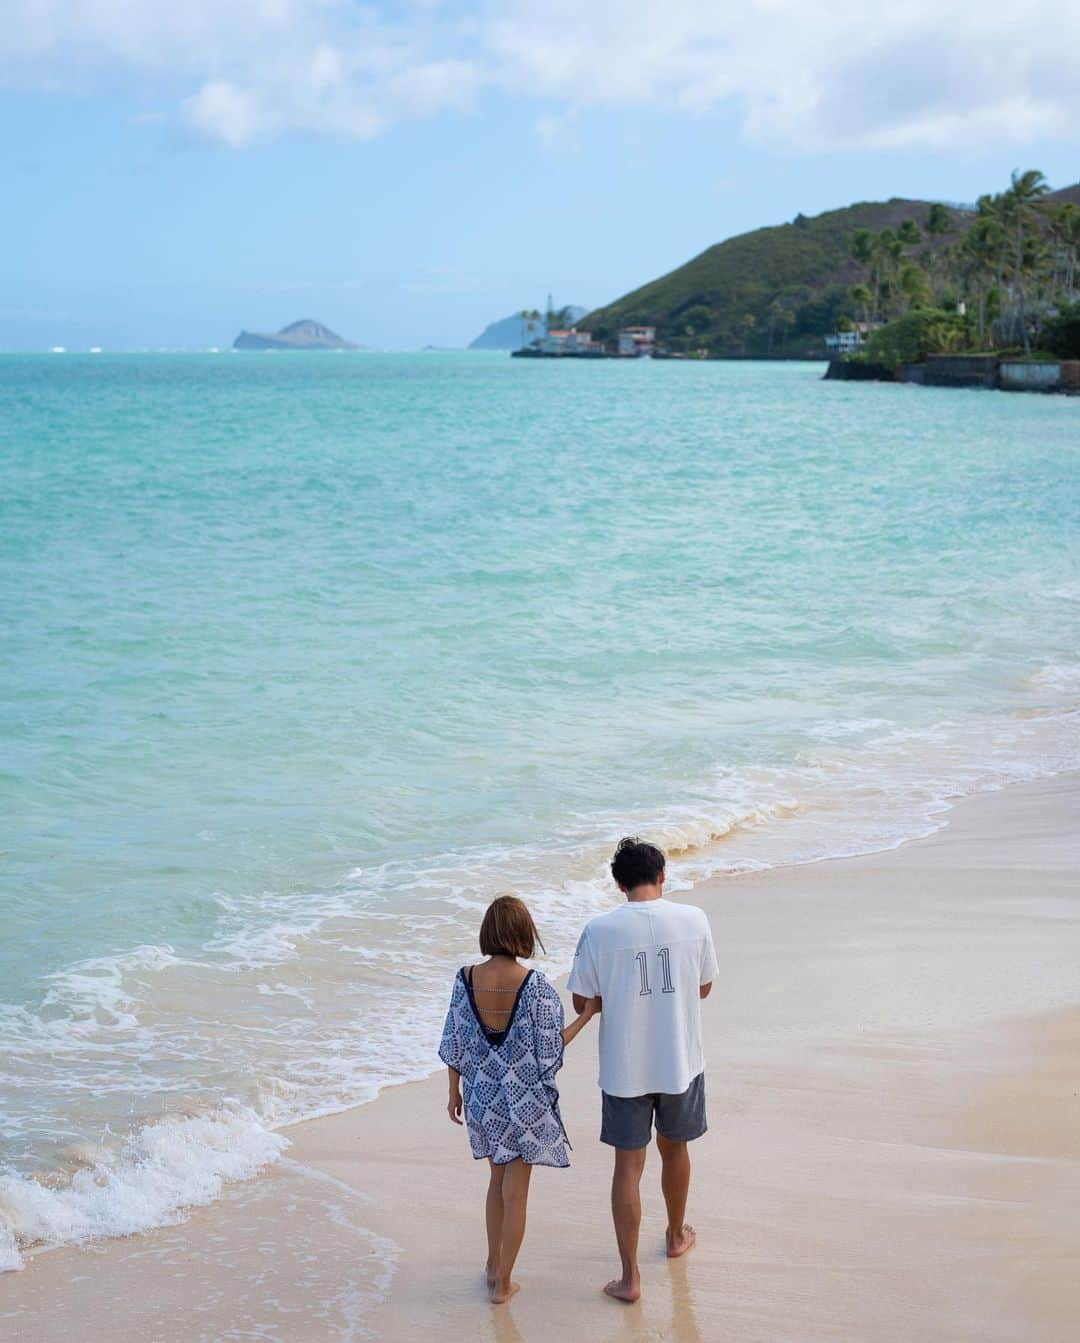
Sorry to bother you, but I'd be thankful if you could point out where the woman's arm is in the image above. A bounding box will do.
[561,996,600,1048]
[446,1066,463,1124]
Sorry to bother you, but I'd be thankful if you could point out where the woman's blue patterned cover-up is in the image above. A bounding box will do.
[439,968,569,1168]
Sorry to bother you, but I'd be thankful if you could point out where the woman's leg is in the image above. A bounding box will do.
[491,1159,532,1304]
[485,1160,505,1286]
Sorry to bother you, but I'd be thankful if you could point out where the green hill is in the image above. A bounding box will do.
[583,198,974,358]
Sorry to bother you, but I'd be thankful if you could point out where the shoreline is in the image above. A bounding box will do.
[5,771,1080,1341]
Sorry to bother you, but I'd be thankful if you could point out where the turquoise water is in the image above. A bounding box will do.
[1,353,1078,1265]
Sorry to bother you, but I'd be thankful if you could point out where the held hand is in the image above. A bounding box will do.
[447,1091,463,1125]
[561,995,602,1048]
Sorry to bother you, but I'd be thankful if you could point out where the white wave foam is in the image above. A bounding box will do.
[807,717,895,741]
[1027,662,1080,694]
[0,1107,286,1272]
[209,891,363,968]
[39,944,184,1033]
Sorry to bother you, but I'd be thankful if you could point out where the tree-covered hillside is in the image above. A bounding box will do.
[850,173,1080,360]
[583,199,970,356]
[584,180,1079,358]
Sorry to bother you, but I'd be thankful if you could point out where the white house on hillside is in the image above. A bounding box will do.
[539,328,599,355]
[825,321,880,354]
[618,326,656,356]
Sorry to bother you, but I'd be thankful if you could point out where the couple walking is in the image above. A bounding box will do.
[439,836,719,1305]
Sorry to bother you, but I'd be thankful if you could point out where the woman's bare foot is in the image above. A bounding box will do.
[666,1223,697,1258]
[485,1260,499,1289]
[490,1279,519,1305]
[603,1276,641,1303]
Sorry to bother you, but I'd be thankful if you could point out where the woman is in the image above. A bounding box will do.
[439,894,598,1304]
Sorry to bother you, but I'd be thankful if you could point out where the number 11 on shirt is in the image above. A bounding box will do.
[634,947,675,996]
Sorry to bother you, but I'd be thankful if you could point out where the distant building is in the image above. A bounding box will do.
[824,321,880,354]
[539,327,600,355]
[618,326,657,356]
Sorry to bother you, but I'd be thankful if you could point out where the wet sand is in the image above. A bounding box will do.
[5,774,1079,1342]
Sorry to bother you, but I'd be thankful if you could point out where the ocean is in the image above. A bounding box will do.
[1,351,1077,1269]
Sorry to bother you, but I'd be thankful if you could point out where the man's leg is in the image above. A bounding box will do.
[656,1132,696,1258]
[605,1145,647,1302]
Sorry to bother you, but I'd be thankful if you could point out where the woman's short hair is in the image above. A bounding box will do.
[479,895,544,960]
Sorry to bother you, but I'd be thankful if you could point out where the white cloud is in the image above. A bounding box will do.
[181,82,268,149]
[483,0,1080,150]
[0,0,479,144]
[1,0,1078,150]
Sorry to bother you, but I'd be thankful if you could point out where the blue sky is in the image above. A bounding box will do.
[2,1,1078,349]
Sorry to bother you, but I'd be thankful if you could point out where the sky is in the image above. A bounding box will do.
[2,0,1078,350]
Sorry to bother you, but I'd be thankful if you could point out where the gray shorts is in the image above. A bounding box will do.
[600,1072,707,1150]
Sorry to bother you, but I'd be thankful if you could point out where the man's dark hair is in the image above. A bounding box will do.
[610,837,666,891]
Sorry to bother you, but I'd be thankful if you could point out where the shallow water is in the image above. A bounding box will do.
[1,352,1078,1266]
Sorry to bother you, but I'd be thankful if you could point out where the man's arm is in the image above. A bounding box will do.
[699,914,719,1000]
[566,926,600,1016]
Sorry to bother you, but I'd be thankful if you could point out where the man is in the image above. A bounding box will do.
[567,836,719,1303]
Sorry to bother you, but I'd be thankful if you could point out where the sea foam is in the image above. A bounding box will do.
[0,1108,286,1271]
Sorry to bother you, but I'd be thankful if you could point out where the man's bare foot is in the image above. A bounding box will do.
[490,1279,519,1305]
[666,1223,696,1258]
[603,1276,641,1303]
[485,1260,499,1289]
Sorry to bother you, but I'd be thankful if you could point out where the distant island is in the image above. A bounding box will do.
[233,319,357,351]
[469,305,586,350]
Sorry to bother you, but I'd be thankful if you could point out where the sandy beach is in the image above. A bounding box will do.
[5,772,1079,1343]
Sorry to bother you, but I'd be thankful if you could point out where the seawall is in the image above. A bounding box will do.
[825,356,1080,394]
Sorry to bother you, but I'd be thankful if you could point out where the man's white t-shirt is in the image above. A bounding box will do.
[566,898,719,1098]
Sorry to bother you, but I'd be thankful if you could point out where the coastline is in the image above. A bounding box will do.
[5,772,1079,1342]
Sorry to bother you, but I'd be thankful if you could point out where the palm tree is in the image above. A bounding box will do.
[898,263,931,312]
[875,230,905,318]
[849,229,879,318]
[976,192,1013,341]
[850,283,873,326]
[961,217,1001,349]
[923,204,952,298]
[519,309,542,347]
[1006,169,1050,354]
